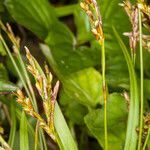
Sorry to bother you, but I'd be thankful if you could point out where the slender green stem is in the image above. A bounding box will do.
[101,40,108,150]
[142,127,150,150]
[138,8,144,150]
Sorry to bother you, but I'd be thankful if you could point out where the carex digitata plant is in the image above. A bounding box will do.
[80,0,108,149]
[0,21,60,144]
[0,22,77,150]
[16,47,60,142]
[0,0,149,149]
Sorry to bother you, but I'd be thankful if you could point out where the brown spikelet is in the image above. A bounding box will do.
[80,0,104,44]
[121,1,150,54]
[121,1,139,53]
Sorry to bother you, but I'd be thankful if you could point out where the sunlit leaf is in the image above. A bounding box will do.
[63,68,103,107]
[84,93,128,149]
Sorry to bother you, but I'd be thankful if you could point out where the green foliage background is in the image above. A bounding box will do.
[0,0,150,149]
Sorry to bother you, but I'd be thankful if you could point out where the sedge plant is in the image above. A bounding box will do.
[0,0,150,149]
[0,23,77,150]
[80,0,108,149]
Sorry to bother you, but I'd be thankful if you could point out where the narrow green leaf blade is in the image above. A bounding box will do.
[54,103,78,150]
[113,27,139,150]
[5,0,57,39]
[20,112,29,150]
[8,102,17,148]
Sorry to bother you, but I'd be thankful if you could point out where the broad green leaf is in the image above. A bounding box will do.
[20,112,29,150]
[55,4,78,17]
[65,101,88,125]
[5,0,57,39]
[84,93,128,149]
[113,27,139,150]
[5,0,100,77]
[59,88,73,106]
[60,90,88,125]
[74,5,92,43]
[63,68,103,107]
[41,42,100,76]
[45,21,75,49]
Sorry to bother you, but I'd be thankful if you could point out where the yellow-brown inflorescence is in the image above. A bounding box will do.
[120,1,150,52]
[120,1,139,53]
[137,2,150,29]
[0,21,20,51]
[16,47,60,142]
[80,0,104,44]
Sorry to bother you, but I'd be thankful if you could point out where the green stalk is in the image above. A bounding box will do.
[142,127,150,150]
[137,8,144,150]
[101,40,108,150]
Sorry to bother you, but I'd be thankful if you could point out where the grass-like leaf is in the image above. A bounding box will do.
[113,27,139,150]
[20,112,29,150]
[8,102,17,148]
